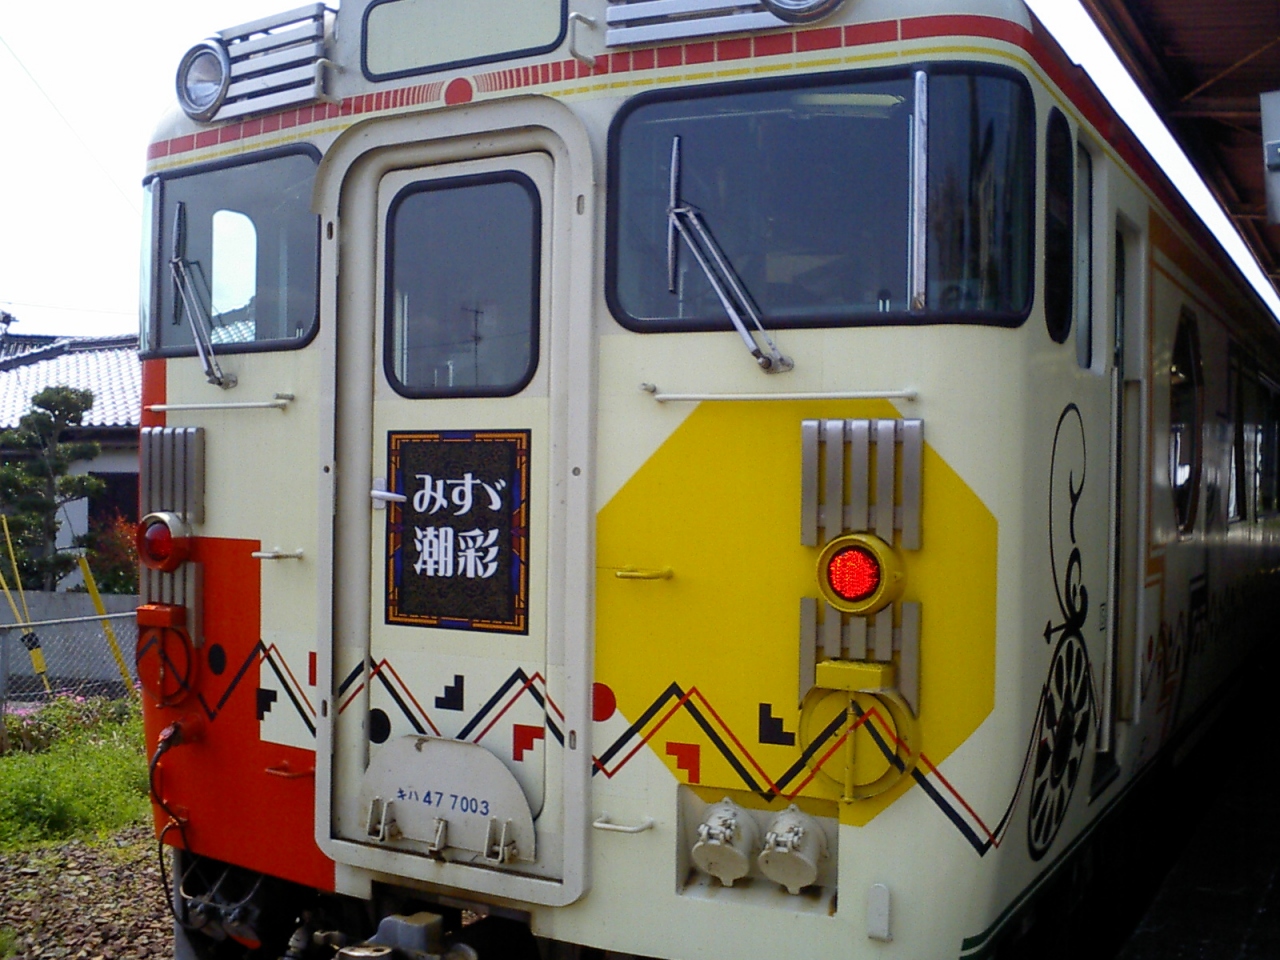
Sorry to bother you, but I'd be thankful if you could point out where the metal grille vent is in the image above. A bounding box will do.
[140,427,206,523]
[800,418,923,550]
[606,0,788,47]
[798,418,924,712]
[139,427,206,640]
[212,2,334,122]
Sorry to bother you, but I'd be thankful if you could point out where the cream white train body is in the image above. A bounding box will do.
[133,1,1280,958]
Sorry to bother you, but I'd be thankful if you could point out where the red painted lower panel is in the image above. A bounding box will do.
[142,537,334,893]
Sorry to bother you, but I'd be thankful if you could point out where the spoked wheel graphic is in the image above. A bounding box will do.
[1027,631,1092,860]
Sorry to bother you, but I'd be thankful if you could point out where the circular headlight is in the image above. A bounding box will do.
[176,40,231,122]
[761,0,845,23]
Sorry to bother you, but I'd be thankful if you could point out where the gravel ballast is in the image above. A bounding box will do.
[0,825,170,959]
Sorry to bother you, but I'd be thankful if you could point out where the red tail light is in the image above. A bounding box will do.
[815,533,903,615]
[136,513,191,572]
[826,545,881,603]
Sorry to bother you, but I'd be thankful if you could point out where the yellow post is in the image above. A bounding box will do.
[78,555,134,694]
[842,693,857,804]
[0,515,48,693]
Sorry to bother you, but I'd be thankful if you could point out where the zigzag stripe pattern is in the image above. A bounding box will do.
[199,641,1019,857]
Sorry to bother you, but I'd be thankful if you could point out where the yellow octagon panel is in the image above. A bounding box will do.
[595,399,997,826]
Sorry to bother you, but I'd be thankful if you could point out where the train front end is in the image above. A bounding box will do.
[135,0,1215,957]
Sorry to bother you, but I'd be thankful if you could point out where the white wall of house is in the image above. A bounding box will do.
[56,448,138,591]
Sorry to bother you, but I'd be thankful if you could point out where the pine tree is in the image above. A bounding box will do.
[0,387,105,591]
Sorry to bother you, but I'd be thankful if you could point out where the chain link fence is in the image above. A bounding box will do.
[0,594,138,716]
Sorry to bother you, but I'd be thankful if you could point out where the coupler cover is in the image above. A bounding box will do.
[359,735,536,864]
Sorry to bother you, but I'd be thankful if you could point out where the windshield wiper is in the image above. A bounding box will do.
[666,136,793,374]
[169,202,236,389]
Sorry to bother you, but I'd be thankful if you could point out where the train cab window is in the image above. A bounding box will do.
[1170,311,1204,534]
[608,67,1034,330]
[210,211,257,341]
[1044,109,1073,344]
[151,150,319,354]
[925,72,1035,315]
[384,172,540,397]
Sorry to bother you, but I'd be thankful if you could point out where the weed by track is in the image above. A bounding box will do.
[0,697,158,958]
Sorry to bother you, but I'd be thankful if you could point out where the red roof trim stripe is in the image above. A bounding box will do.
[136,10,1218,287]
[148,16,924,161]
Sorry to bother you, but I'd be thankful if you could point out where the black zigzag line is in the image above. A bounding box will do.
[853,704,990,856]
[261,649,317,736]
[337,661,366,697]
[593,682,685,770]
[769,711,848,795]
[586,681,992,854]
[375,669,426,735]
[517,682,565,744]
[911,768,990,855]
[678,693,765,795]
[591,683,768,793]
[215,641,267,714]
[457,668,531,740]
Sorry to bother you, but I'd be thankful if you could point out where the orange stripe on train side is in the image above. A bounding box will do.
[140,358,165,429]
[143,537,335,893]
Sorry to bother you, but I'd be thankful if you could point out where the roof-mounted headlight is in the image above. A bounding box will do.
[176,40,231,122]
[761,0,845,23]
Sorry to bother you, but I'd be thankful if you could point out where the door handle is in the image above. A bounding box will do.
[370,490,407,509]
[615,566,673,580]
[593,814,655,834]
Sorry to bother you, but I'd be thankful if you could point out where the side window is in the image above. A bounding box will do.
[1075,145,1093,367]
[1262,387,1280,516]
[1044,108,1073,344]
[1228,354,1245,522]
[385,172,541,397]
[1245,373,1265,523]
[1170,311,1204,534]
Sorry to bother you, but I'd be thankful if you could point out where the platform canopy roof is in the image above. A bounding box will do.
[1079,0,1280,295]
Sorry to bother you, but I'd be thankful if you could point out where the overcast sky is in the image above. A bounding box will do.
[0,1,1275,338]
[0,2,271,338]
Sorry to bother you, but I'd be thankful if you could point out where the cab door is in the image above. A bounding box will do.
[320,111,594,907]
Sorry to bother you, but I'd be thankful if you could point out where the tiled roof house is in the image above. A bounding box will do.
[0,333,140,433]
[0,332,141,585]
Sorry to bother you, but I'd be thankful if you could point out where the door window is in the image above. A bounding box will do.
[385,172,541,398]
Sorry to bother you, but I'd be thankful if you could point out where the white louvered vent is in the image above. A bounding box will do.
[606,0,787,46]
[214,3,335,122]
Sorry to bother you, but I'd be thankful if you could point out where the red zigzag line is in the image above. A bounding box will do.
[260,643,315,716]
[595,688,1000,847]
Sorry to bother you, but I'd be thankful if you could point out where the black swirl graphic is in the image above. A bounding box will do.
[1028,631,1092,859]
[1027,403,1096,861]
[1046,405,1088,645]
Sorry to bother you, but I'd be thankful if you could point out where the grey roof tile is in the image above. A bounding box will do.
[0,335,139,429]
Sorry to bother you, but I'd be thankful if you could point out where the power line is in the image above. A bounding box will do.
[0,300,135,318]
[0,32,140,217]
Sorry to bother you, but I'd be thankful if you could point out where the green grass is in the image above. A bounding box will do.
[0,698,148,848]
[0,927,16,959]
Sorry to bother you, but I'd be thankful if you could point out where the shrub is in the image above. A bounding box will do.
[82,510,139,595]
[1,694,136,756]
